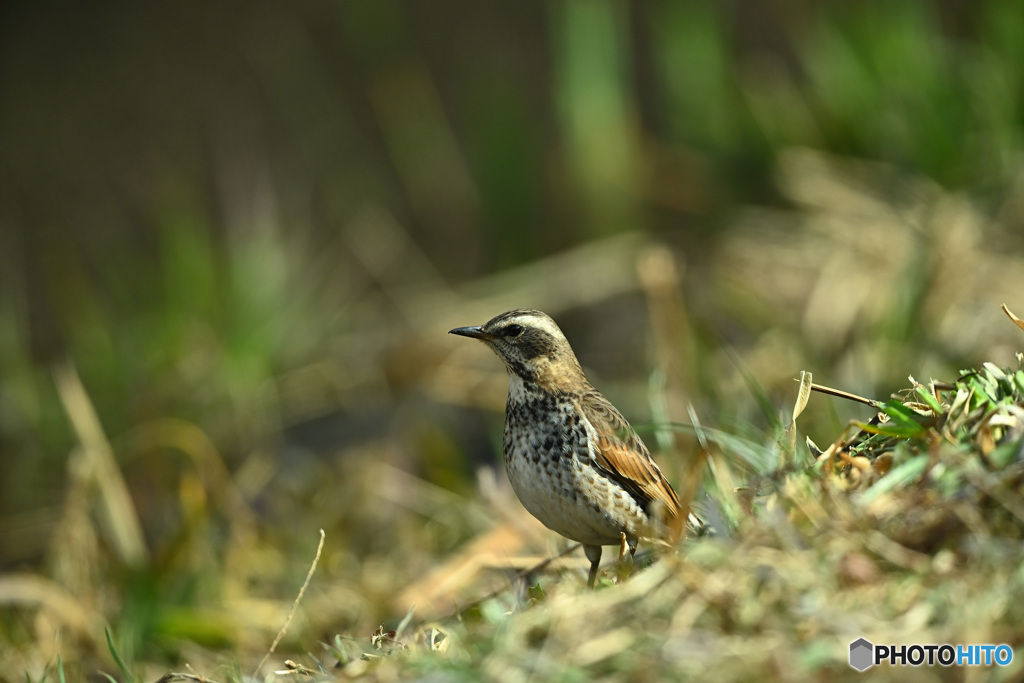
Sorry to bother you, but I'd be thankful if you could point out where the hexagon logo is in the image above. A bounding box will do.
[849,638,874,671]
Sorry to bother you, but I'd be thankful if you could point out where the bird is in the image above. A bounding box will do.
[449,308,687,587]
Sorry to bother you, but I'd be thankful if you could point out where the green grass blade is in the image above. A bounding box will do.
[853,420,924,439]
[104,627,135,683]
[914,385,944,415]
[859,454,930,503]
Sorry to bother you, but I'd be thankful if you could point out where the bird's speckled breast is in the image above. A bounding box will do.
[502,374,650,546]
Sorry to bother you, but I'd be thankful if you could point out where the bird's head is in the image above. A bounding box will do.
[449,309,586,391]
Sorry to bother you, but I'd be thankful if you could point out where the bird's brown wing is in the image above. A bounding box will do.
[577,389,684,541]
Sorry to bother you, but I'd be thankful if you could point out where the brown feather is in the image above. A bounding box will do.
[577,389,685,541]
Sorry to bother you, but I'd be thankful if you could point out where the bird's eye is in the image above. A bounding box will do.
[503,324,524,338]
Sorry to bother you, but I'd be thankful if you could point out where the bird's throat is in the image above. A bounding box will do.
[506,357,586,397]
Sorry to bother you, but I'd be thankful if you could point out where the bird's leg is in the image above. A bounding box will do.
[583,544,602,588]
[617,533,638,583]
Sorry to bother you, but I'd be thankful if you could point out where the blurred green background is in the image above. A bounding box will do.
[3,0,1024,677]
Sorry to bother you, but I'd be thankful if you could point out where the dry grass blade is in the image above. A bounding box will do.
[785,371,813,461]
[808,381,881,408]
[153,671,221,683]
[52,359,147,566]
[251,529,326,678]
[791,372,813,422]
[1002,302,1024,333]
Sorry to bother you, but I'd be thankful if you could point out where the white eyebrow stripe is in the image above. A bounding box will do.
[506,313,565,340]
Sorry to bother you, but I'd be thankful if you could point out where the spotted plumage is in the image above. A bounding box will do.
[450,308,686,586]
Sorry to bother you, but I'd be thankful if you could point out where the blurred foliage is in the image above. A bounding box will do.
[2,0,1024,679]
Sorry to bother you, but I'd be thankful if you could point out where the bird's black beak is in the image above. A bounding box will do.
[449,325,491,340]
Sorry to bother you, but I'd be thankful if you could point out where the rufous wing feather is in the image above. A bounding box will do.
[577,390,685,541]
